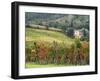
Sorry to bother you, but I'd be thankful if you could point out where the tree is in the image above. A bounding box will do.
[67,28,74,38]
[75,39,82,48]
[81,28,89,41]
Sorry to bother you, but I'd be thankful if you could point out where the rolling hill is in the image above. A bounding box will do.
[25,27,75,49]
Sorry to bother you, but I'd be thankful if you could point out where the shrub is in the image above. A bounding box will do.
[25,40,89,65]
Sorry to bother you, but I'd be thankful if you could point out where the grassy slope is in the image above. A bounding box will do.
[25,63,74,68]
[26,28,74,45]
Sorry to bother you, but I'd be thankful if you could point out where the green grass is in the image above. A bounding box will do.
[26,28,75,47]
[25,62,74,68]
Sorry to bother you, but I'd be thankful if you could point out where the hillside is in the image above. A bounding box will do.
[25,12,89,30]
[26,28,75,46]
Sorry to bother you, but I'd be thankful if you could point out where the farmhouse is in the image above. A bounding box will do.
[74,30,83,38]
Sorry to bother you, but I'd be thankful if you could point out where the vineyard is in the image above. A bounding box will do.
[25,28,89,68]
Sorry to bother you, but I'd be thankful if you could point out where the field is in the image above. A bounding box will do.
[25,62,74,68]
[25,27,89,68]
[26,27,75,47]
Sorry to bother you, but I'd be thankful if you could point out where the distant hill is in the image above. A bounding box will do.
[25,12,89,30]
